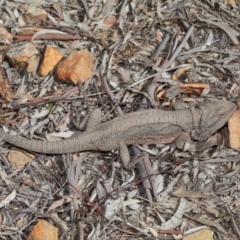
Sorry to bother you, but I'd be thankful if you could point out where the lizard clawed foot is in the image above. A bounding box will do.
[127,154,143,169]
[73,109,102,131]
[190,129,210,142]
[72,109,88,130]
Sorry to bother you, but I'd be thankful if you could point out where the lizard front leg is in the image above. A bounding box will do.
[175,133,219,152]
[190,128,215,142]
[189,134,219,152]
[0,138,4,147]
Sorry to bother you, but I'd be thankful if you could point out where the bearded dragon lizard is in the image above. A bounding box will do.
[0,99,236,168]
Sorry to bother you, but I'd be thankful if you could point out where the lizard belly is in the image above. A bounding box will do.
[91,122,186,151]
[125,132,183,145]
[122,123,185,145]
[95,141,120,151]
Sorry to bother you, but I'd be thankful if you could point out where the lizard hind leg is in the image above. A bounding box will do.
[175,133,191,150]
[119,141,131,169]
[119,141,142,169]
[73,109,102,131]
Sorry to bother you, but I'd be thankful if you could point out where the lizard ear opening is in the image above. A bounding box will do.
[218,107,227,115]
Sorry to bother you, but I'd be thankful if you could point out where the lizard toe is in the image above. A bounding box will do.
[191,130,209,142]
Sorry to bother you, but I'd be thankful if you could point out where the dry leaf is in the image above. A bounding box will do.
[26,8,48,26]
[156,82,209,99]
[26,0,45,14]
[159,198,187,230]
[0,190,16,209]
[164,84,182,98]
[196,216,227,235]
[31,29,68,41]
[180,82,209,95]
[28,220,58,240]
[47,196,73,213]
[139,221,158,237]
[229,83,238,94]
[198,17,239,45]
[0,26,13,44]
[172,184,214,199]
[156,31,163,41]
[228,109,240,149]
[155,89,167,99]
[0,54,12,101]
[103,16,117,30]
[23,178,37,187]
[172,66,193,80]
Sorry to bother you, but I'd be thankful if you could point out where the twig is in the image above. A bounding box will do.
[161,25,194,69]
[225,205,240,239]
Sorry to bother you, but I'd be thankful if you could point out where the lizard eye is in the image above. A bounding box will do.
[218,107,226,115]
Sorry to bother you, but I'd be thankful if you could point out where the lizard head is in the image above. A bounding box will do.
[191,99,237,142]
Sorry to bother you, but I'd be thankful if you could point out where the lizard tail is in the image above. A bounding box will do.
[0,129,91,154]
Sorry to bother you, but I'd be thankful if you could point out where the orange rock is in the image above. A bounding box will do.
[27,220,58,240]
[38,46,63,76]
[229,109,240,149]
[7,150,35,169]
[56,50,94,85]
[227,0,236,4]
[7,42,39,73]
[183,228,213,240]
